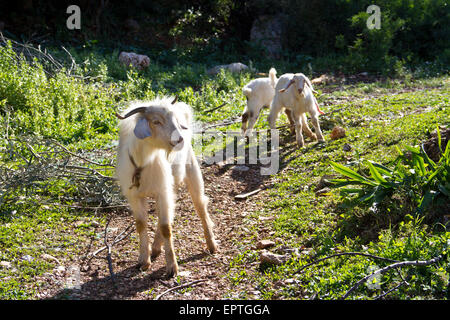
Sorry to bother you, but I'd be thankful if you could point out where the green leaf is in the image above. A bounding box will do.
[404,144,420,155]
[329,178,369,188]
[370,161,394,177]
[420,144,437,170]
[436,126,442,154]
[330,162,377,186]
[366,161,388,184]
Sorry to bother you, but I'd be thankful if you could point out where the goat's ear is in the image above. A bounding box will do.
[134,118,152,139]
[279,79,294,93]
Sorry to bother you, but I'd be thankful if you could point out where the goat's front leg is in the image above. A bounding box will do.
[294,113,305,148]
[284,109,295,134]
[156,192,178,277]
[128,196,151,271]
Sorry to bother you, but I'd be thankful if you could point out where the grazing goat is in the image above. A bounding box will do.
[242,68,295,136]
[115,96,217,277]
[268,73,325,147]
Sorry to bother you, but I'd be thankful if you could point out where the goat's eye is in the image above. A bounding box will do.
[180,124,188,130]
[153,120,162,125]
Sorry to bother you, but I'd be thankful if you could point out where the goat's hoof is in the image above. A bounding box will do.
[207,240,218,254]
[138,261,151,271]
[166,263,179,278]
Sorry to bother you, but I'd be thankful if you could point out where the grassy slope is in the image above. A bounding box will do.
[226,79,450,300]
[0,44,448,299]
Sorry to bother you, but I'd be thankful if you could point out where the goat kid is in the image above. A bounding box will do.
[268,73,325,148]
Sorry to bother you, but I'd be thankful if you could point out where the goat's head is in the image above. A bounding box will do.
[279,73,312,97]
[116,96,188,151]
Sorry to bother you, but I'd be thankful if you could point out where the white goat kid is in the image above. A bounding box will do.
[241,68,280,135]
[115,96,217,277]
[268,73,325,147]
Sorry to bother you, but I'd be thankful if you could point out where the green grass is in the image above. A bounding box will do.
[226,84,450,300]
[0,41,448,299]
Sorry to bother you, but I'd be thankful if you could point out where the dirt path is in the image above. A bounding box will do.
[39,161,273,300]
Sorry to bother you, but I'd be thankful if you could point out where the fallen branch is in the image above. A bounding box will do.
[154,279,209,300]
[235,188,262,200]
[294,251,400,275]
[342,254,444,300]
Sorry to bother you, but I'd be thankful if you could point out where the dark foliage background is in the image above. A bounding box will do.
[0,0,449,74]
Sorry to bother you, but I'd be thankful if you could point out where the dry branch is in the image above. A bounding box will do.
[342,254,444,299]
[154,279,209,300]
[235,188,262,200]
[294,251,400,275]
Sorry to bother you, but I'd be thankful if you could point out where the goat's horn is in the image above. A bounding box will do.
[279,79,295,93]
[171,96,178,104]
[116,106,149,120]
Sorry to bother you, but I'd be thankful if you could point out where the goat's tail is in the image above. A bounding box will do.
[268,67,277,88]
[242,87,252,97]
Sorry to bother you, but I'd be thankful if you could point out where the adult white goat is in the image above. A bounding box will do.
[242,68,295,136]
[115,96,217,277]
[268,73,325,147]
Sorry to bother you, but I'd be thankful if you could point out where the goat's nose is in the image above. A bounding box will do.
[171,134,184,146]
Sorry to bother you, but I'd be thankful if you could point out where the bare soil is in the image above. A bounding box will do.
[38,162,274,300]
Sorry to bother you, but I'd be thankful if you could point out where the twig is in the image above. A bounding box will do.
[101,219,134,287]
[87,222,134,261]
[235,188,262,200]
[204,102,227,114]
[51,139,114,167]
[342,254,444,299]
[294,252,400,275]
[154,279,209,300]
[201,117,241,131]
[375,279,407,300]
[103,218,116,285]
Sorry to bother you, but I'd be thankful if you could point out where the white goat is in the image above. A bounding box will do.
[115,96,217,277]
[242,68,295,136]
[268,73,325,147]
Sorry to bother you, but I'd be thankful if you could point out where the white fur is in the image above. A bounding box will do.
[268,73,324,147]
[116,96,217,276]
[241,68,277,135]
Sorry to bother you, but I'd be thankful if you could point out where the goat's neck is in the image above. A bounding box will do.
[128,138,168,168]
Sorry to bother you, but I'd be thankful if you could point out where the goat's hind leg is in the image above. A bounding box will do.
[185,153,217,254]
[301,113,317,141]
[151,225,163,259]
